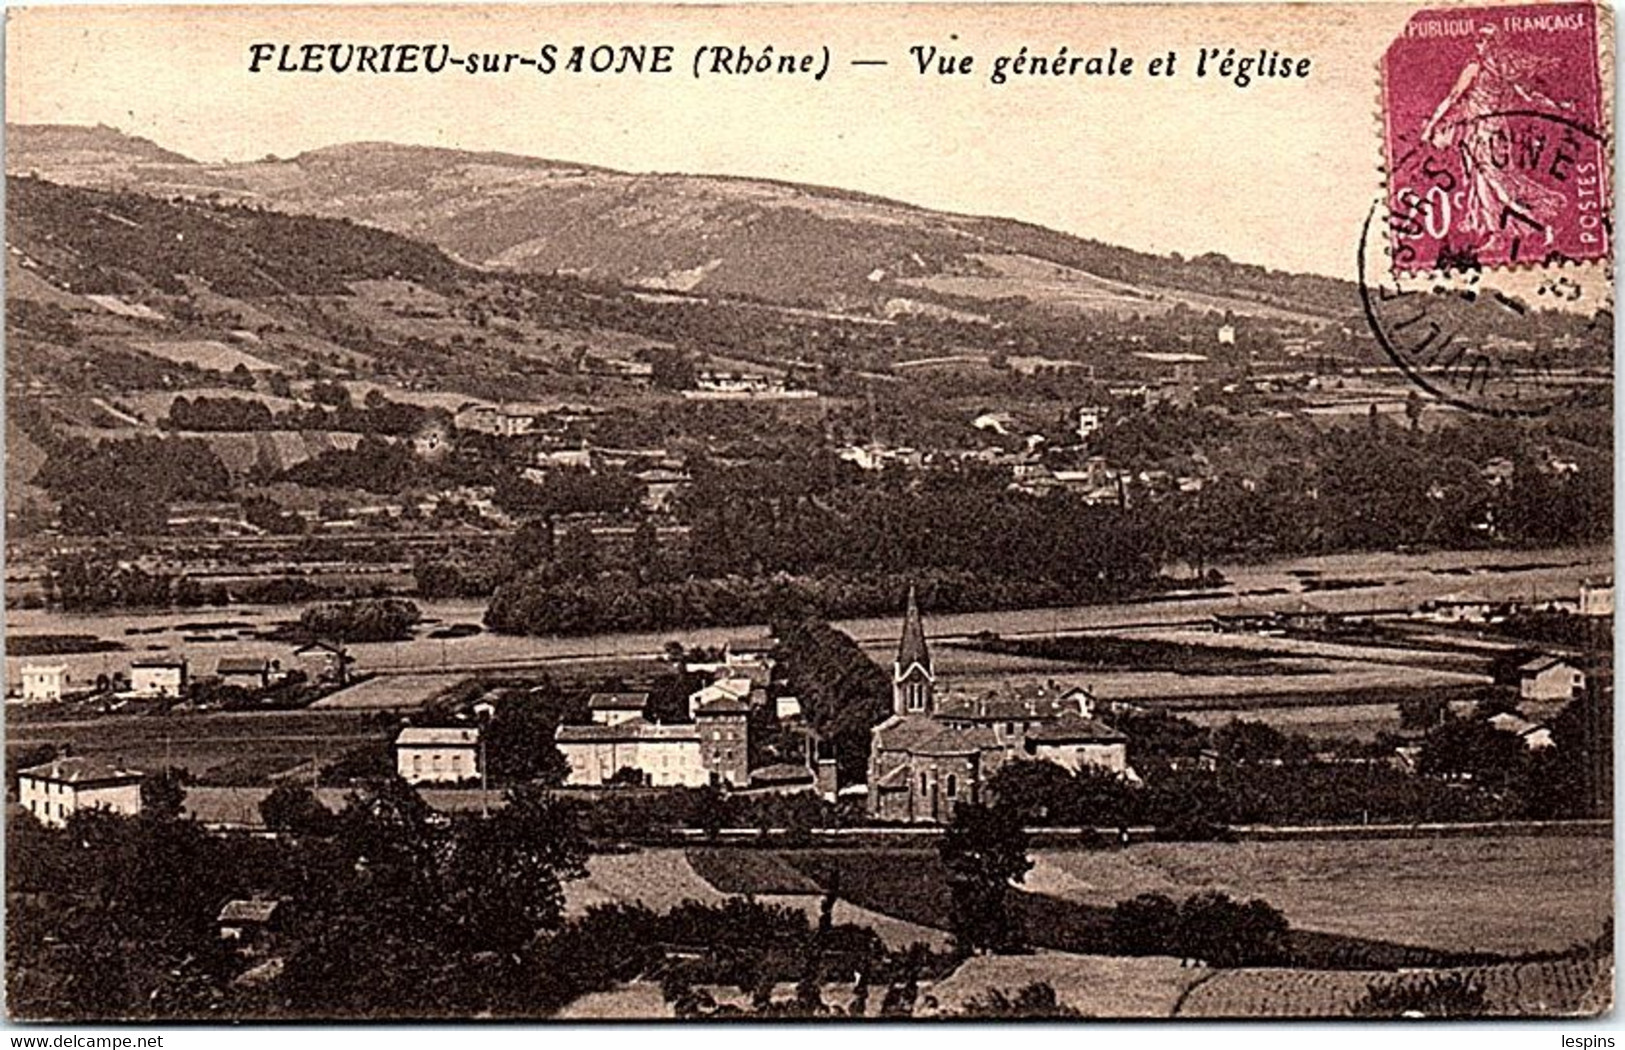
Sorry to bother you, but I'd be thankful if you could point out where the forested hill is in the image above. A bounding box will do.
[8,123,1355,322]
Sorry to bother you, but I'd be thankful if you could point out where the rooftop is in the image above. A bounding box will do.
[588,691,650,711]
[218,899,284,925]
[1024,715,1128,745]
[395,726,479,747]
[20,756,144,785]
[556,719,701,743]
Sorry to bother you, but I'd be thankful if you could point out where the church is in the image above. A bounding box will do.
[867,589,1131,823]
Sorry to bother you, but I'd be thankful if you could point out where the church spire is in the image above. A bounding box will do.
[893,585,934,715]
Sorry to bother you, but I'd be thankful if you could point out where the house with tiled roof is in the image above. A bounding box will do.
[1519,656,1586,702]
[867,589,1131,823]
[556,697,748,788]
[394,726,481,785]
[18,756,146,828]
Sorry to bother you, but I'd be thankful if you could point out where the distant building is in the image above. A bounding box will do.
[1217,324,1237,346]
[775,695,804,722]
[1580,579,1614,618]
[1520,656,1586,702]
[130,657,188,699]
[215,657,280,691]
[394,726,481,784]
[18,664,67,703]
[1076,406,1108,443]
[454,403,536,437]
[1487,711,1558,751]
[18,757,145,828]
[589,692,651,727]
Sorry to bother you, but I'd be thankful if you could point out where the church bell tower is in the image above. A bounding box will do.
[893,586,935,716]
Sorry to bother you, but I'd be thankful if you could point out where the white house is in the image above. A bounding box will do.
[1520,657,1586,702]
[1580,579,1614,618]
[1076,406,1108,443]
[18,664,67,703]
[394,726,481,784]
[18,757,145,828]
[1023,716,1130,775]
[130,657,188,699]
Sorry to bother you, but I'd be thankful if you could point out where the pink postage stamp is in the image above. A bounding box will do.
[1382,3,1609,272]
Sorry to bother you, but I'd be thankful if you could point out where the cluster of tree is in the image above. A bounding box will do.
[939,803,1034,956]
[1109,890,1290,966]
[34,436,231,535]
[165,392,437,437]
[298,598,421,642]
[279,435,423,494]
[772,619,892,784]
[486,568,1116,639]
[1105,411,1612,566]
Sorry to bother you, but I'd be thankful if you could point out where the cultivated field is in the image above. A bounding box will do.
[1026,837,1612,956]
[1176,955,1612,1018]
[310,672,469,710]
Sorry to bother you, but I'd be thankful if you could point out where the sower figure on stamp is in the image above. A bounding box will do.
[1419,24,1573,255]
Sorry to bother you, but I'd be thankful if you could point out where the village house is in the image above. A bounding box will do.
[394,726,481,785]
[687,676,756,719]
[453,402,538,437]
[1519,656,1586,702]
[215,657,282,691]
[17,664,67,703]
[130,657,188,699]
[1487,711,1557,751]
[555,695,749,788]
[1580,579,1614,618]
[18,756,145,828]
[867,590,1131,823]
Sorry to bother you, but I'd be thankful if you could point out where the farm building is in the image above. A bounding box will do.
[130,657,188,699]
[1520,657,1586,702]
[17,664,67,703]
[394,726,481,784]
[867,589,1133,824]
[18,757,145,828]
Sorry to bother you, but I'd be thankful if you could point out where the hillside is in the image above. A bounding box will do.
[7,123,1354,323]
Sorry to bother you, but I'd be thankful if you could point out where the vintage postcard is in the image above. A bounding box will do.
[3,0,1614,1024]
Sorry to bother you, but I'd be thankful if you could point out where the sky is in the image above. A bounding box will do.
[0,2,1535,279]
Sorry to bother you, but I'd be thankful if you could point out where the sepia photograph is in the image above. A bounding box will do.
[1,0,1615,1024]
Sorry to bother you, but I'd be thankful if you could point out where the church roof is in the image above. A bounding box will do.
[872,714,998,756]
[896,585,931,676]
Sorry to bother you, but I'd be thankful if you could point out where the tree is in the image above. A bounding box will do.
[141,767,189,822]
[1418,719,1527,786]
[955,981,1081,1018]
[259,783,336,836]
[938,802,1032,955]
[984,759,1076,823]
[1111,892,1181,955]
[1176,891,1289,967]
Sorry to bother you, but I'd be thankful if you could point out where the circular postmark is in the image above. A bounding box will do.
[1357,207,1611,419]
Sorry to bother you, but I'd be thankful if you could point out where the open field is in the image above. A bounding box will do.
[1026,837,1612,956]
[310,673,469,710]
[6,708,387,785]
